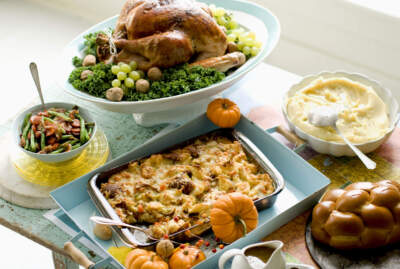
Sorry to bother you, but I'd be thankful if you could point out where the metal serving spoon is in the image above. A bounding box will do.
[308,106,376,170]
[29,62,46,110]
[90,216,209,244]
[90,216,159,241]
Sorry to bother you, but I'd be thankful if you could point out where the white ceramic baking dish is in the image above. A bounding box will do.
[282,71,400,157]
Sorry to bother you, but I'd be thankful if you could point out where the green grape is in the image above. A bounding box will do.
[217,16,227,26]
[251,47,260,56]
[237,41,246,50]
[138,70,145,78]
[244,38,256,47]
[242,46,251,55]
[227,33,236,43]
[111,79,121,87]
[247,31,256,39]
[232,28,245,35]
[124,77,135,88]
[214,7,225,17]
[129,61,137,70]
[255,40,263,48]
[238,33,250,43]
[120,63,131,73]
[129,71,140,81]
[117,71,127,81]
[111,65,120,75]
[227,20,238,30]
[118,62,125,67]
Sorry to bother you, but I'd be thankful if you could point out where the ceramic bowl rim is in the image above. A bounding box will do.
[12,102,98,162]
[282,70,400,147]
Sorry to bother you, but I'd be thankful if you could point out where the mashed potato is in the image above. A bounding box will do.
[286,77,389,144]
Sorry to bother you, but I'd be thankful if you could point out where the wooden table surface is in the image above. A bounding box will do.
[2,62,399,268]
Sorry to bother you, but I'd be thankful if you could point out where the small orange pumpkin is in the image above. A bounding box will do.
[210,192,258,243]
[169,245,206,269]
[206,98,241,128]
[124,249,168,269]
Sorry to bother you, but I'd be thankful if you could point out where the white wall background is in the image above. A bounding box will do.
[252,0,400,102]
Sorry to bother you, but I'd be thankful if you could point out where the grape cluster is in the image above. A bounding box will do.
[209,4,262,58]
[110,61,145,89]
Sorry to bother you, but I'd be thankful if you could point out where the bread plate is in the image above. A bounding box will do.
[282,71,400,157]
[59,0,280,114]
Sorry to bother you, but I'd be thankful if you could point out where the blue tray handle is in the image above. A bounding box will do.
[93,257,116,269]
[266,125,307,154]
[66,232,120,269]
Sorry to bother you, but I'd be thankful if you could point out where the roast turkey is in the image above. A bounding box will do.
[97,0,245,71]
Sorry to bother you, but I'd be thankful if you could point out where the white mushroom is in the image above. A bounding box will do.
[80,70,93,80]
[136,79,150,93]
[147,67,163,81]
[106,87,124,102]
[83,54,96,66]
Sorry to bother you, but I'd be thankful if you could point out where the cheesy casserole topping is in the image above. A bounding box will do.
[101,133,274,238]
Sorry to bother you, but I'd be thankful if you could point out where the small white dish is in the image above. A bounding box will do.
[12,102,97,163]
[282,71,400,157]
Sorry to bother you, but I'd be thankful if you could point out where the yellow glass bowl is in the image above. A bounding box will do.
[11,129,109,187]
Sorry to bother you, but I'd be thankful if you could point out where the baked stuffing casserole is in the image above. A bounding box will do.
[100,133,275,238]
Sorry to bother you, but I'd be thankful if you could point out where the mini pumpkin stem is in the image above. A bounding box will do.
[234,215,247,236]
[222,102,229,109]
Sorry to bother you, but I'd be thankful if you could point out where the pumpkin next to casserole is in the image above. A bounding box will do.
[100,133,274,238]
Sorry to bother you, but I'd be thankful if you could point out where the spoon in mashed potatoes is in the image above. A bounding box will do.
[308,106,377,169]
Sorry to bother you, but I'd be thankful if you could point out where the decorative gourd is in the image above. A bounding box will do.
[210,192,258,243]
[206,98,241,128]
[169,245,206,269]
[124,249,168,269]
[156,239,174,259]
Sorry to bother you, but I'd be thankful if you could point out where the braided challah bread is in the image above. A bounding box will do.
[311,180,400,249]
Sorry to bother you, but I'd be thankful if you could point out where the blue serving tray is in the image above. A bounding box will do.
[51,114,330,269]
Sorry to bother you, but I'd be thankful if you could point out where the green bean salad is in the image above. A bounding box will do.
[19,106,94,154]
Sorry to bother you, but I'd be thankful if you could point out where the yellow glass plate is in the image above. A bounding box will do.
[11,129,109,187]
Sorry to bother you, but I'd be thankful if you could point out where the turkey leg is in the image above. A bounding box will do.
[189,52,246,72]
[114,30,194,70]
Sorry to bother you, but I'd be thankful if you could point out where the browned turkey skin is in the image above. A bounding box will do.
[97,0,245,71]
[109,0,228,70]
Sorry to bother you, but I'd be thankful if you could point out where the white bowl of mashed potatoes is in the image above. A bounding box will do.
[283,71,399,156]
